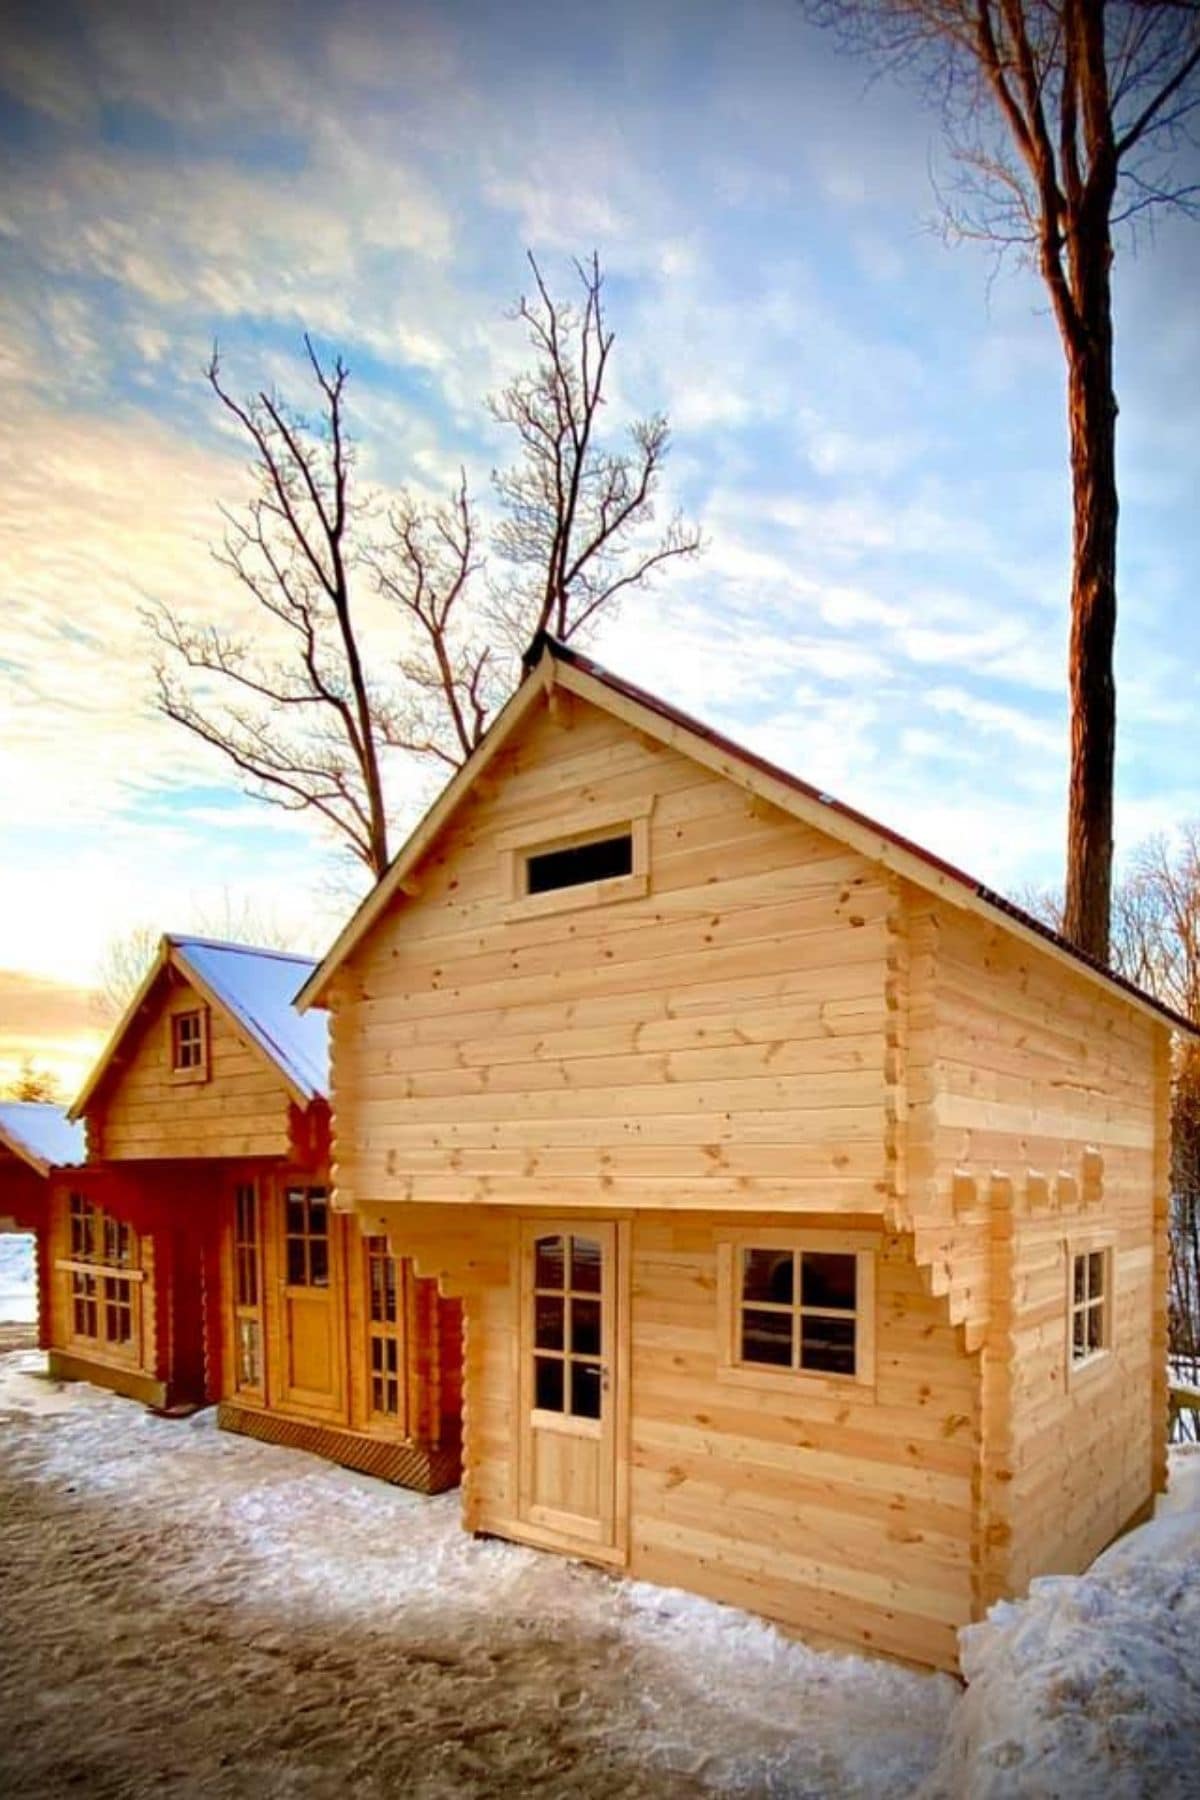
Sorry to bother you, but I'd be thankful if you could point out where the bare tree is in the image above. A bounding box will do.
[149,338,393,876]
[152,254,701,851]
[371,253,702,769]
[804,0,1200,962]
[4,1058,62,1104]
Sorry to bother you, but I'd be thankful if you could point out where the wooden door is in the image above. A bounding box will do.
[275,1184,345,1418]
[518,1221,620,1551]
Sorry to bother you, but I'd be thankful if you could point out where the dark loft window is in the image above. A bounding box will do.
[525,832,633,896]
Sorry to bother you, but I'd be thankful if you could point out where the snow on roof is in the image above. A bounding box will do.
[172,937,329,1101]
[0,1102,85,1174]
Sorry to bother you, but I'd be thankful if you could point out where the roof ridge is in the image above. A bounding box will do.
[166,933,317,970]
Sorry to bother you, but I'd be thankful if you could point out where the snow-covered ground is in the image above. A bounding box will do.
[0,1351,955,1798]
[1,1285,1198,1797]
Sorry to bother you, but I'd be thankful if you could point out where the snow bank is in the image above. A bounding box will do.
[921,1449,1200,1799]
[0,1234,36,1324]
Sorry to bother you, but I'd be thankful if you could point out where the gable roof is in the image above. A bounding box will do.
[297,635,1199,1040]
[69,936,328,1121]
[0,1102,85,1175]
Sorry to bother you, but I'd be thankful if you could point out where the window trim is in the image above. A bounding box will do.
[363,1233,408,1431]
[499,796,654,920]
[231,1180,265,1398]
[1065,1233,1115,1387]
[168,1005,209,1084]
[716,1229,878,1396]
[57,1192,143,1365]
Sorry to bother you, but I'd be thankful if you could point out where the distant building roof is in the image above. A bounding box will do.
[0,1102,86,1175]
[69,935,328,1121]
[171,938,328,1101]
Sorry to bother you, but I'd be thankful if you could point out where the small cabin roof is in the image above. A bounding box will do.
[69,936,329,1120]
[297,634,1199,1041]
[0,1102,86,1175]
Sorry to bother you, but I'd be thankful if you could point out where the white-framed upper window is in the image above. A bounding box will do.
[717,1230,877,1392]
[169,1006,208,1081]
[1067,1237,1114,1379]
[498,796,653,919]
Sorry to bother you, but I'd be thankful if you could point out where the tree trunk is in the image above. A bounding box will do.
[1061,252,1119,964]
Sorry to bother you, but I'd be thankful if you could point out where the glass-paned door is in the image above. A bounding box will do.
[518,1221,620,1550]
[276,1185,344,1415]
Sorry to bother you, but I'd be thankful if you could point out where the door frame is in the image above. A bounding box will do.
[514,1215,630,1566]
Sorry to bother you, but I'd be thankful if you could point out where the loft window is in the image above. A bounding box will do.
[525,832,633,896]
[171,1009,207,1076]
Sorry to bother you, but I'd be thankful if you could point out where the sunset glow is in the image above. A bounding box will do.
[3,0,1198,1091]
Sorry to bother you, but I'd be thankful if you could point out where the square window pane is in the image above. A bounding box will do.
[1073,1254,1086,1304]
[571,1298,602,1357]
[801,1253,856,1312]
[570,1237,602,1294]
[286,1239,307,1286]
[309,1239,329,1288]
[535,1294,565,1351]
[534,1356,564,1412]
[1088,1251,1105,1298]
[1072,1309,1086,1358]
[308,1199,328,1239]
[741,1307,793,1366]
[286,1193,306,1235]
[742,1249,793,1306]
[571,1362,603,1419]
[534,1236,565,1291]
[800,1314,856,1376]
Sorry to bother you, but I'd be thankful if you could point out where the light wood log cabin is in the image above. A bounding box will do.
[66,935,461,1486]
[298,634,1195,1673]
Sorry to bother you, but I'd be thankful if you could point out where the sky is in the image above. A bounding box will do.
[2,0,1199,1089]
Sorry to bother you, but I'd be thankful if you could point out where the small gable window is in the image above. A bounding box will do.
[170,1008,208,1081]
[500,798,653,919]
[526,832,633,895]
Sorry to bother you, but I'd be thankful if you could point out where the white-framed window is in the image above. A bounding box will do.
[169,1006,208,1082]
[716,1230,877,1392]
[58,1192,143,1360]
[497,797,654,919]
[1067,1236,1114,1380]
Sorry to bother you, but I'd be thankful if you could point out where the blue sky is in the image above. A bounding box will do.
[2,0,1199,1010]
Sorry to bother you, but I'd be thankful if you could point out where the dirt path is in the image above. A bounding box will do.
[0,1353,952,1798]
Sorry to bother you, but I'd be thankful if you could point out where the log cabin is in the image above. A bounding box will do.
[298,633,1194,1672]
[66,935,461,1485]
